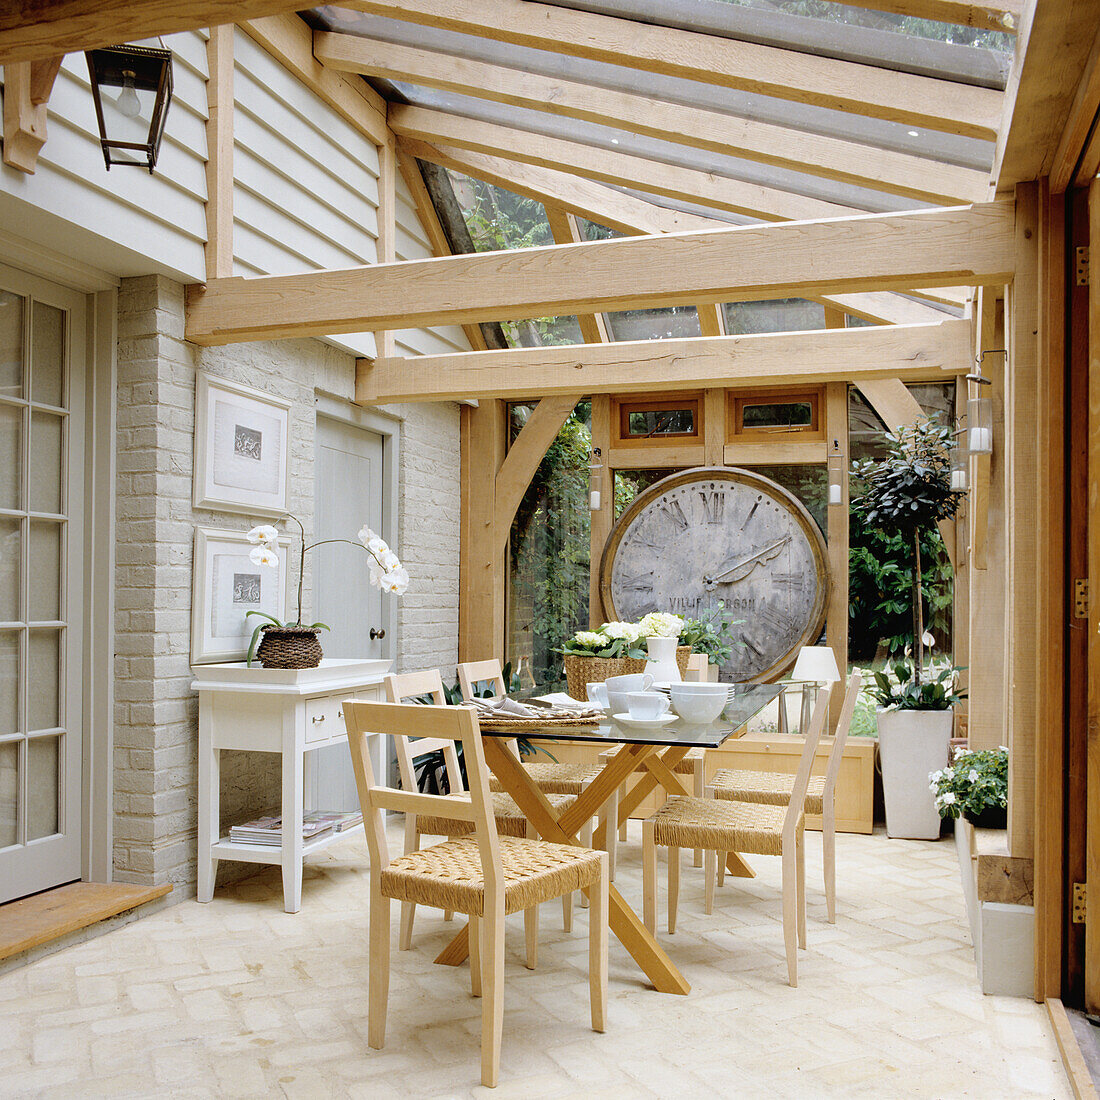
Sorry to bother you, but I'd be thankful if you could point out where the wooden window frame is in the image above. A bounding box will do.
[612,393,702,447]
[728,386,824,443]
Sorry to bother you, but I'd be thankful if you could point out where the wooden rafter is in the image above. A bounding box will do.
[355,320,971,403]
[0,0,304,66]
[315,31,988,206]
[389,105,853,224]
[184,202,1014,346]
[1051,20,1100,191]
[400,140,959,327]
[343,0,1002,138]
[2,56,62,173]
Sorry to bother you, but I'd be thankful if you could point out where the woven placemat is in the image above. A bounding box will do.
[475,714,603,732]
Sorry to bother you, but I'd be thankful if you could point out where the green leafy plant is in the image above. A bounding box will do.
[678,602,745,665]
[871,659,966,712]
[850,417,965,682]
[930,747,1008,821]
[557,623,648,660]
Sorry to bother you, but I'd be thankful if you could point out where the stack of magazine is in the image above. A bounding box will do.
[229,810,363,845]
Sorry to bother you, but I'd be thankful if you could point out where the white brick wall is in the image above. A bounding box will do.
[113,275,461,892]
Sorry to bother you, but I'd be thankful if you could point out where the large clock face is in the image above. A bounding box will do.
[599,467,829,682]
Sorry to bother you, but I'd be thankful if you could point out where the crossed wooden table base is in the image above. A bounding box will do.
[434,736,754,995]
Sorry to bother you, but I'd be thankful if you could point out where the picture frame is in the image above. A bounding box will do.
[193,373,291,517]
[191,526,290,665]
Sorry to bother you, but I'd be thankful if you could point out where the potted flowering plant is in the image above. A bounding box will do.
[930,746,1008,830]
[636,611,687,682]
[245,515,408,669]
[558,621,648,700]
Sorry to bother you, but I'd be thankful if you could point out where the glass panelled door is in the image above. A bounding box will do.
[0,265,85,903]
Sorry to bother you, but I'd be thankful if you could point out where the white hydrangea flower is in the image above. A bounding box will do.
[249,545,278,568]
[247,524,279,546]
[638,611,684,638]
[574,630,606,648]
[602,621,642,642]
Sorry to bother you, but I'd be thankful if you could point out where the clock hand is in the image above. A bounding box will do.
[707,535,791,585]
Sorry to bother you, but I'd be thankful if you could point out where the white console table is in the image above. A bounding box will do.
[192,658,391,913]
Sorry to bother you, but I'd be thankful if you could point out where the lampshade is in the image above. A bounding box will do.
[791,646,841,683]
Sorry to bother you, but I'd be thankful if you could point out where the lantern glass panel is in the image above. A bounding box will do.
[967,393,993,454]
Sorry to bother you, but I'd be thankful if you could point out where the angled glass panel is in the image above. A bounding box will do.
[501,316,585,347]
[606,306,701,342]
[445,169,554,251]
[722,299,826,335]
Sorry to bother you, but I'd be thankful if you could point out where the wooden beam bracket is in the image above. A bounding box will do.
[2,58,62,173]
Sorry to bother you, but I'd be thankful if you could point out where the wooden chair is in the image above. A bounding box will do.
[640,685,831,987]
[456,659,606,899]
[598,746,707,877]
[708,671,861,923]
[343,699,608,1088]
[385,670,580,958]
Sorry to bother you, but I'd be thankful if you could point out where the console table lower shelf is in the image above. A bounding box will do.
[191,658,390,913]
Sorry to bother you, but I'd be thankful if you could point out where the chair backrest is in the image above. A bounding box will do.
[822,672,862,800]
[783,683,832,837]
[384,670,464,795]
[343,700,502,901]
[457,659,507,702]
[684,653,708,682]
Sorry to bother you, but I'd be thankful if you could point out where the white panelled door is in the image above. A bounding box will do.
[0,265,86,903]
[310,415,385,810]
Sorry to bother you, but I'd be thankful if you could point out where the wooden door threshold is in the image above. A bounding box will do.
[1047,998,1100,1100]
[0,881,172,963]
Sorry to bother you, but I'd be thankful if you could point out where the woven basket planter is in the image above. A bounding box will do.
[255,625,324,669]
[675,646,691,678]
[563,654,648,701]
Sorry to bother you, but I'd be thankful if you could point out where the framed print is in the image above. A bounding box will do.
[193,373,291,516]
[191,526,289,664]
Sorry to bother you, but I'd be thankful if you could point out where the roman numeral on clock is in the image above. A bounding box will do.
[659,498,689,531]
[758,602,796,635]
[772,572,806,590]
[698,489,726,524]
[619,570,654,592]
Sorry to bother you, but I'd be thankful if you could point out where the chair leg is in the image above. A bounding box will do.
[578,818,593,909]
[603,787,618,882]
[704,849,716,915]
[781,847,797,988]
[717,851,726,887]
[399,824,420,951]
[524,905,538,971]
[368,884,391,1049]
[481,901,505,1089]
[796,828,807,950]
[823,797,837,924]
[619,783,629,842]
[469,914,482,998]
[590,853,608,1033]
[642,818,657,934]
[693,760,704,868]
[668,845,681,933]
[562,891,574,933]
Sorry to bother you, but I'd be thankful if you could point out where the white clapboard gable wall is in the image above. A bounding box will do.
[0,26,470,360]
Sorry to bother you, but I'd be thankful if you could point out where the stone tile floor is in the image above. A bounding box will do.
[0,823,1070,1099]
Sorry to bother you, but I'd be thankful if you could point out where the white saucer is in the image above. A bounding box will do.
[611,712,678,729]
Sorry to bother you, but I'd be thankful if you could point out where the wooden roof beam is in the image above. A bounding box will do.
[0,0,305,66]
[389,104,854,224]
[343,0,1003,138]
[356,319,972,403]
[184,201,1015,345]
[315,31,989,205]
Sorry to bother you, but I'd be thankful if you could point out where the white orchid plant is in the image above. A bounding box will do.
[244,514,408,664]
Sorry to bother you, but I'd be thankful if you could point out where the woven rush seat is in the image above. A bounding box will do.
[711,769,826,815]
[381,835,604,917]
[649,795,800,857]
[490,761,602,796]
[415,792,576,839]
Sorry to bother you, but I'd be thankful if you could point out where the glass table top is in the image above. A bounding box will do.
[481,683,784,748]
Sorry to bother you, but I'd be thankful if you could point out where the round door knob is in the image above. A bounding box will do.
[370,627,386,640]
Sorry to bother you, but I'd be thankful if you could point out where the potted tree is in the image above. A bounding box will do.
[851,417,966,839]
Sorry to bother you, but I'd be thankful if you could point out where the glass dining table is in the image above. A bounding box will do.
[435,684,785,997]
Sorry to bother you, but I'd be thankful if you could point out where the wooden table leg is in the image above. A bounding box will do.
[436,737,691,995]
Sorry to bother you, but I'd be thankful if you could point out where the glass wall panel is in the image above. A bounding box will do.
[0,404,20,510]
[29,411,62,514]
[0,741,16,848]
[722,298,826,335]
[0,632,17,734]
[29,521,61,622]
[26,735,58,840]
[31,302,65,408]
[28,630,59,731]
[606,306,701,342]
[614,468,681,518]
[0,291,23,400]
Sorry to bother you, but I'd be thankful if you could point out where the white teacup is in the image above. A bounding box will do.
[670,686,727,724]
[624,692,671,721]
[604,673,654,694]
[586,682,609,710]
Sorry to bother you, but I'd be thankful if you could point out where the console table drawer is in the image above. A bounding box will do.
[305,696,347,743]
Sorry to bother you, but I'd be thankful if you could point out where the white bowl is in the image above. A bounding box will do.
[670,690,727,724]
[669,682,729,695]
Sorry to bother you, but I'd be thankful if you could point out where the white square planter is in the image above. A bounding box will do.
[877,708,953,839]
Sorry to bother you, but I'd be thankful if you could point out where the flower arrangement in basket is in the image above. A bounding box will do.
[930,746,1008,829]
[245,515,408,669]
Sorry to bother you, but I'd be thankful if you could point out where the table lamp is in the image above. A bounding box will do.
[790,646,841,734]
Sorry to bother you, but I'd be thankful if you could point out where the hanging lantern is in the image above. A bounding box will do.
[827,437,844,507]
[949,429,968,492]
[85,44,173,172]
[588,448,603,511]
[966,359,996,456]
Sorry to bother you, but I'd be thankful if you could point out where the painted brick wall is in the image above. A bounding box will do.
[113,274,461,892]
